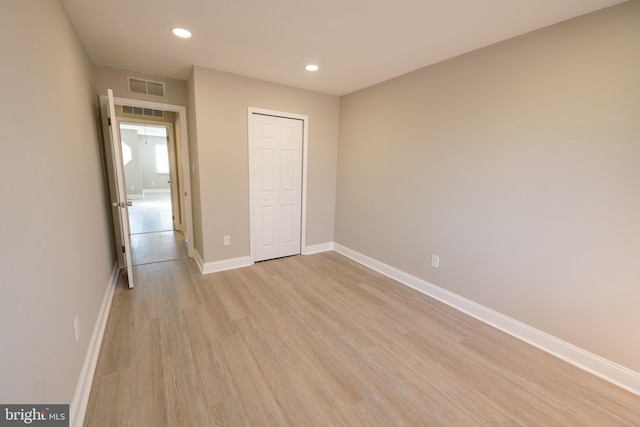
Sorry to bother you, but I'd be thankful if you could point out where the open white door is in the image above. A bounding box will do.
[101,89,134,288]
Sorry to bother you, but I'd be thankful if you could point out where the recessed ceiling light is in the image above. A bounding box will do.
[305,64,319,72]
[172,28,192,38]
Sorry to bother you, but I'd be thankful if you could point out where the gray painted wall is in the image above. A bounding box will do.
[0,0,114,403]
[188,68,340,263]
[138,135,170,191]
[122,131,171,197]
[94,65,188,106]
[1,0,637,409]
[336,1,640,372]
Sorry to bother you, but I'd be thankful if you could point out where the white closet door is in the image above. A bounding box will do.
[252,114,303,262]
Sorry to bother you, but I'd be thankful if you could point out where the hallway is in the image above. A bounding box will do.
[128,192,187,266]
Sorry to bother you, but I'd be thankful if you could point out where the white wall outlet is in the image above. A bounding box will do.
[224,235,231,246]
[74,316,80,342]
[431,255,440,268]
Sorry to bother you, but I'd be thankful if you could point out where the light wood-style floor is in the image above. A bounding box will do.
[130,231,188,266]
[128,192,173,235]
[84,252,640,426]
[127,191,188,266]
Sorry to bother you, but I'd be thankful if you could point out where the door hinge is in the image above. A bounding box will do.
[122,245,125,253]
[172,215,175,220]
[108,117,112,126]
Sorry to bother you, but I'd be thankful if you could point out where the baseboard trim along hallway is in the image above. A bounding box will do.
[332,243,640,397]
[70,263,119,427]
[77,243,639,424]
[195,250,253,275]
[83,253,640,424]
[195,242,336,275]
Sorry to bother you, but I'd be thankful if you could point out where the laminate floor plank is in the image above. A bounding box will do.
[84,253,640,426]
[130,231,188,266]
[234,316,334,426]
[128,192,173,235]
[218,333,290,426]
[181,304,229,407]
[163,350,213,427]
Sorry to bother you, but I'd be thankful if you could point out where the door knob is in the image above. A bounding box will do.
[112,201,132,208]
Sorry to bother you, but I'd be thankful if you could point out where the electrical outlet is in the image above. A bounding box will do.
[74,316,80,342]
[224,235,231,246]
[431,255,440,269]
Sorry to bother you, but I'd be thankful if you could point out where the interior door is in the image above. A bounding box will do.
[252,114,303,262]
[101,89,134,288]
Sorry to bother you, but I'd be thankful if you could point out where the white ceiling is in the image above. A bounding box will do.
[61,0,626,96]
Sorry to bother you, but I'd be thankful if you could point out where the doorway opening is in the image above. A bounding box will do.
[113,97,194,266]
[117,119,187,266]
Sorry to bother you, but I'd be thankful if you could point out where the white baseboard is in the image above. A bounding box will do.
[70,263,119,427]
[303,242,335,255]
[195,249,253,274]
[333,243,640,397]
[194,249,205,273]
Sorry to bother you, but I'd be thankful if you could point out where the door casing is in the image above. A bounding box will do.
[110,95,195,258]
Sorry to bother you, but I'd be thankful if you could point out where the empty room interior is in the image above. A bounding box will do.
[1,0,639,425]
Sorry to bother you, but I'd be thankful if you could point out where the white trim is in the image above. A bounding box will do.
[70,263,119,427]
[201,256,254,274]
[333,243,640,397]
[195,249,254,275]
[112,96,194,259]
[303,242,335,255]
[248,107,309,263]
[194,249,205,273]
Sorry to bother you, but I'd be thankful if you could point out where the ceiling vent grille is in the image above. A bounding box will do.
[127,76,165,97]
[122,105,164,118]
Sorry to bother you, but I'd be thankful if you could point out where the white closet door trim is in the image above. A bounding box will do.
[248,107,309,262]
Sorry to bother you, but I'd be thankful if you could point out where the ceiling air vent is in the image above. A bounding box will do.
[121,105,164,119]
[127,76,166,97]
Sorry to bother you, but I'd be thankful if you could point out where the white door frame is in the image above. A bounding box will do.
[248,107,309,262]
[113,96,195,258]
